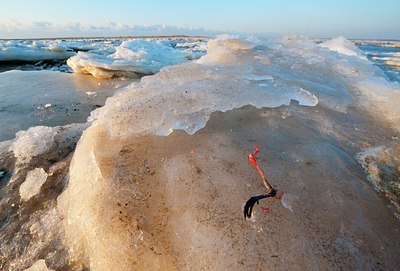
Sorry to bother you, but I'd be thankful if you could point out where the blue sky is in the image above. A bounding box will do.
[1,0,399,39]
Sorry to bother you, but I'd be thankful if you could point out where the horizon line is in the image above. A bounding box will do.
[0,35,399,42]
[0,34,211,41]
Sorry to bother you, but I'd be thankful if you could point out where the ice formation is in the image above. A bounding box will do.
[67,39,207,78]
[19,168,48,201]
[57,35,400,270]
[85,36,322,138]
[0,40,75,62]
[320,36,367,60]
[10,126,58,161]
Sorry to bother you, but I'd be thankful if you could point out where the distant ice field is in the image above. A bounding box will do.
[1,37,399,81]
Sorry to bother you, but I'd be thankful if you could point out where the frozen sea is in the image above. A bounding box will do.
[0,35,400,270]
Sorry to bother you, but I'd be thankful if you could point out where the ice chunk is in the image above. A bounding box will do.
[197,35,255,64]
[10,126,58,161]
[19,168,48,201]
[320,36,367,60]
[24,259,54,271]
[67,39,206,79]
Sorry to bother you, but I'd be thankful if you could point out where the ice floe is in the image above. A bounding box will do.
[0,40,75,62]
[67,38,207,78]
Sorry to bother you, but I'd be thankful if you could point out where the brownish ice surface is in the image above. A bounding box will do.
[58,104,400,271]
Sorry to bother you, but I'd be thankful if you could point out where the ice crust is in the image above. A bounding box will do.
[84,35,400,139]
[19,168,48,201]
[67,39,207,78]
[86,36,324,138]
[10,126,58,161]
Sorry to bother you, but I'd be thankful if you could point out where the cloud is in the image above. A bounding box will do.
[0,20,217,38]
[1,19,24,32]
[32,21,53,28]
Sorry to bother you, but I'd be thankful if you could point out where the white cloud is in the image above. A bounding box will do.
[0,20,217,38]
[32,21,53,28]
[1,19,25,32]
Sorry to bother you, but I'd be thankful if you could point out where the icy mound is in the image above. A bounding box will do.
[58,35,400,270]
[321,36,367,60]
[67,39,207,79]
[0,40,75,62]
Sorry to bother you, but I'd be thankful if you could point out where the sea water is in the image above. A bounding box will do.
[1,36,400,270]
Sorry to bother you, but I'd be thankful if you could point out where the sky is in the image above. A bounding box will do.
[0,0,399,39]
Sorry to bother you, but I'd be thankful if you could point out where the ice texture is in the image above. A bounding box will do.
[19,168,48,201]
[67,39,207,78]
[10,126,58,161]
[356,146,387,190]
